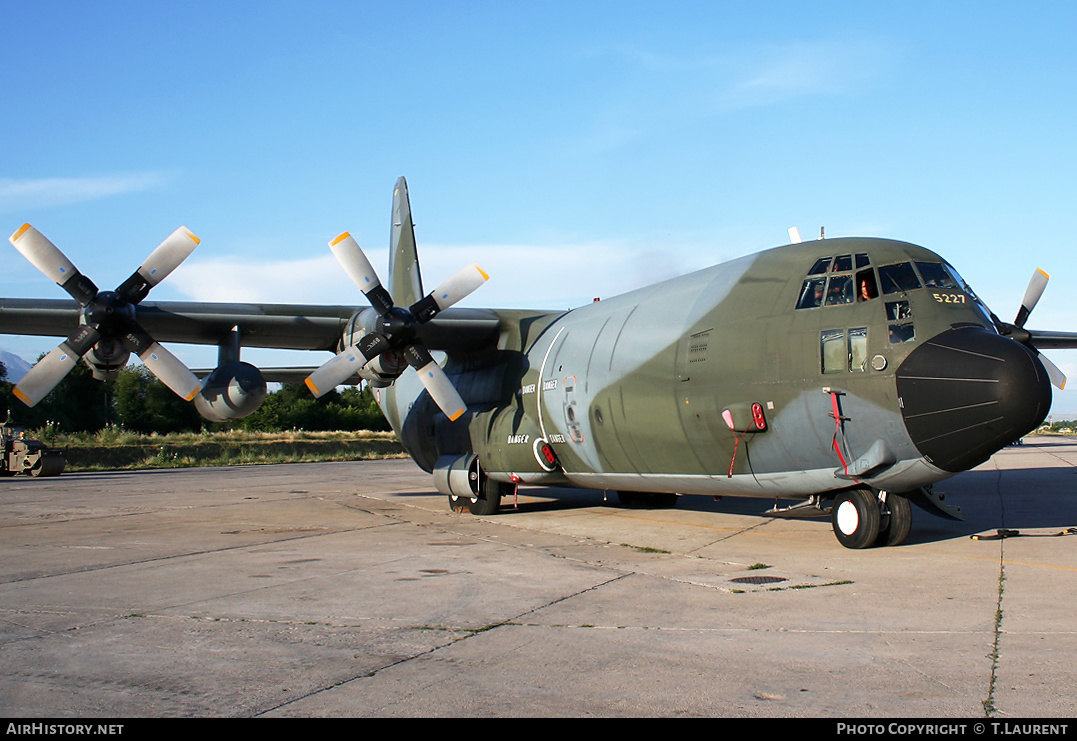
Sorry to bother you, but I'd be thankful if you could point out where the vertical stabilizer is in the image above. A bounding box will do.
[389,177,424,306]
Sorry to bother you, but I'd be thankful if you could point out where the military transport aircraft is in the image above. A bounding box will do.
[4,177,1076,548]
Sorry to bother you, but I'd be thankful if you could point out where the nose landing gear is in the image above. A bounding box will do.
[831,486,911,549]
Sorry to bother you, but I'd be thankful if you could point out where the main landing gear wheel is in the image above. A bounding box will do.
[831,487,881,549]
[448,475,510,516]
[615,491,679,509]
[876,491,912,547]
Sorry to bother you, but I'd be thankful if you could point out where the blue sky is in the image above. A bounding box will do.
[3,1,1077,415]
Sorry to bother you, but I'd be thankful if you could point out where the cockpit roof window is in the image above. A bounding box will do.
[833,254,853,273]
[808,257,831,275]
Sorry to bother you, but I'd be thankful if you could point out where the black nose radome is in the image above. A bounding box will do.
[896,326,1051,473]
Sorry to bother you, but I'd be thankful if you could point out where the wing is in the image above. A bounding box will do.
[0,298,501,354]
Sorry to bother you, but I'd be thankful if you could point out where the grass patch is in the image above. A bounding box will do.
[37,429,407,471]
[620,543,671,554]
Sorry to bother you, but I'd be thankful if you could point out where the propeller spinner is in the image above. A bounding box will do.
[8,224,203,406]
[305,232,488,421]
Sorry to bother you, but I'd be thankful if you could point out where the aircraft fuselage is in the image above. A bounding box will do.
[382,237,1051,505]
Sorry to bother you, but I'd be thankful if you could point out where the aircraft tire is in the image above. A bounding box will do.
[616,491,678,509]
[831,488,881,549]
[466,478,507,516]
[876,492,912,547]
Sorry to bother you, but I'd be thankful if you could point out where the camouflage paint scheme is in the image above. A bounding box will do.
[379,235,1047,503]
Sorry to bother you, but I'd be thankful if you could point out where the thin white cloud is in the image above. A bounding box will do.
[565,38,891,157]
[715,40,888,112]
[168,254,357,304]
[0,173,168,212]
[168,240,718,310]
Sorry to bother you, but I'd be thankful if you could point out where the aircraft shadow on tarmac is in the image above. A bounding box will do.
[403,468,1077,548]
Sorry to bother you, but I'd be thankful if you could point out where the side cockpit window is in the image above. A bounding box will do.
[856,269,878,301]
[886,300,914,344]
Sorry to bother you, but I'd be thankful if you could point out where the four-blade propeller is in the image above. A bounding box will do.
[8,224,203,406]
[304,232,487,421]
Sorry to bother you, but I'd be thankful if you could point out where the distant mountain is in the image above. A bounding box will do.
[0,349,32,383]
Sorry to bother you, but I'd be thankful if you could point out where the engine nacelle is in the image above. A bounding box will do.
[193,361,267,423]
[83,337,131,381]
[358,350,408,387]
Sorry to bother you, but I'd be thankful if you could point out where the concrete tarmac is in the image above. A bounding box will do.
[0,436,1075,718]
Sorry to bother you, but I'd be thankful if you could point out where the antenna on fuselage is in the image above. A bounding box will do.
[788,227,802,244]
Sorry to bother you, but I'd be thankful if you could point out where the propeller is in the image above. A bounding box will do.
[995,268,1067,390]
[304,231,488,421]
[8,224,203,406]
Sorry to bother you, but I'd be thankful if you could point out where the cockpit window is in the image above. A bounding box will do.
[886,300,911,321]
[856,269,878,301]
[796,277,827,309]
[825,274,854,305]
[877,262,922,294]
[915,262,959,289]
[796,254,877,309]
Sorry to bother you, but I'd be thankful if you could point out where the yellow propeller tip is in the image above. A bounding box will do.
[9,223,31,243]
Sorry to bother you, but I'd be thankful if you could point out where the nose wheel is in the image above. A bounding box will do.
[831,487,912,548]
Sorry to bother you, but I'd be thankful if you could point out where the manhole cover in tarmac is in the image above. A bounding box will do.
[729,575,787,585]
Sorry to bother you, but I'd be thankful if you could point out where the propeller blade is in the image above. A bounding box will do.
[1036,351,1067,390]
[304,334,391,398]
[117,226,200,304]
[137,342,203,401]
[8,224,98,305]
[402,342,466,421]
[1015,269,1049,328]
[413,358,466,422]
[12,325,101,406]
[410,263,490,322]
[329,232,394,314]
[120,324,202,401]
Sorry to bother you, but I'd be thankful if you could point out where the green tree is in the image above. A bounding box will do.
[113,365,202,433]
[239,383,389,432]
[2,359,114,432]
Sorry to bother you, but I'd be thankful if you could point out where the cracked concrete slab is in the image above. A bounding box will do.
[0,438,1075,717]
